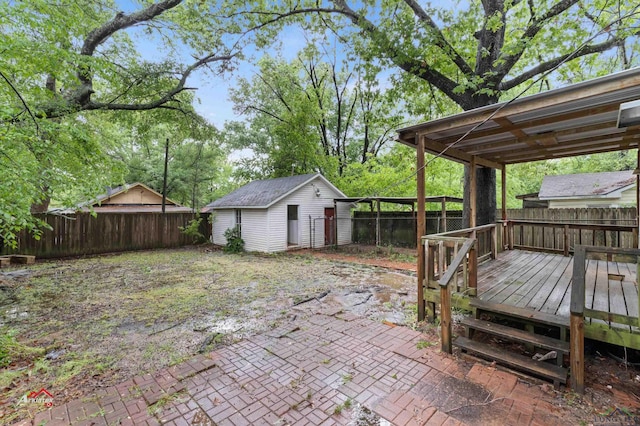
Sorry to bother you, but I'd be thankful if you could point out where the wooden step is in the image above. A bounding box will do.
[460,317,569,354]
[454,336,568,384]
[470,299,569,328]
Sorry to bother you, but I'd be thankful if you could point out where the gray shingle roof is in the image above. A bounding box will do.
[539,170,635,199]
[204,174,320,209]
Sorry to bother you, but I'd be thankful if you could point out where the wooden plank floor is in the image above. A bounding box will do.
[476,250,639,323]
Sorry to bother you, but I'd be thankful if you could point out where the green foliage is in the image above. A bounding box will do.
[224,47,405,181]
[179,217,207,244]
[223,227,244,254]
[0,0,232,243]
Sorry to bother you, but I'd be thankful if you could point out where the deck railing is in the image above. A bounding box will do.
[500,220,638,255]
[570,245,640,394]
[422,224,498,352]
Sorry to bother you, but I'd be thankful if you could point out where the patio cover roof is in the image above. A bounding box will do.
[397,67,640,168]
[334,196,463,206]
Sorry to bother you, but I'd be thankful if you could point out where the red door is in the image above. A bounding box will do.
[324,208,335,245]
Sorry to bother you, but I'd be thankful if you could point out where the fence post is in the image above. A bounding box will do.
[564,224,569,256]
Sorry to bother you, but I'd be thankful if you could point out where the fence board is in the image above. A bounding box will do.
[1,212,210,258]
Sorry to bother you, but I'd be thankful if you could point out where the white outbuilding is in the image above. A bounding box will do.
[202,174,352,252]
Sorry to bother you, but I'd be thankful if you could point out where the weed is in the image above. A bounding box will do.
[321,359,331,364]
[391,373,398,379]
[416,340,435,350]
[147,390,188,415]
[333,398,353,415]
[341,373,353,384]
[223,227,244,253]
[0,329,44,368]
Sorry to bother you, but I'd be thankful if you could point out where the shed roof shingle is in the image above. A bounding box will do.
[204,174,321,209]
[539,170,635,199]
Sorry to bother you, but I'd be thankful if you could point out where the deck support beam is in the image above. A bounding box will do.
[417,135,426,321]
[470,156,477,228]
[570,313,585,394]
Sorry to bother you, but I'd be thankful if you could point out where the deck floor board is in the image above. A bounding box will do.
[476,250,638,324]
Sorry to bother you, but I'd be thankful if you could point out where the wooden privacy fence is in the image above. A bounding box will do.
[1,212,211,259]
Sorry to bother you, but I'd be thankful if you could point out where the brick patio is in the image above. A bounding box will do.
[15,308,576,425]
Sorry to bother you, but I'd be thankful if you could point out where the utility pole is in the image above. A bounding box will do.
[162,138,169,214]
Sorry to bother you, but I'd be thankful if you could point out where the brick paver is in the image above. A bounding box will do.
[13,311,589,425]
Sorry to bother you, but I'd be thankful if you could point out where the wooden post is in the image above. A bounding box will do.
[570,313,585,394]
[426,243,436,322]
[334,200,338,247]
[564,224,569,256]
[570,245,586,394]
[441,199,447,232]
[376,199,381,247]
[468,242,477,296]
[491,225,498,259]
[501,166,507,222]
[470,156,477,228]
[417,135,426,321]
[440,283,452,354]
[508,221,514,250]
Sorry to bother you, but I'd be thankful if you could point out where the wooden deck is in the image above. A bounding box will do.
[476,250,639,330]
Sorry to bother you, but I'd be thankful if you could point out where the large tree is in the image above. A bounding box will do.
[221,0,640,224]
[224,47,404,180]
[1,0,233,244]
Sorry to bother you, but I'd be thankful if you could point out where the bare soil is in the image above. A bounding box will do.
[1,244,638,424]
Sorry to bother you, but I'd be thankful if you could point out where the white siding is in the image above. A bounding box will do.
[211,210,235,245]
[619,187,637,206]
[239,209,270,252]
[212,176,352,253]
[267,176,352,252]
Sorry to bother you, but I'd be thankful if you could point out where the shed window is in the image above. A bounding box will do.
[235,209,242,231]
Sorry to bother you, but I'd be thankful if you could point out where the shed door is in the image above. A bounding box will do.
[324,207,335,245]
[287,205,299,245]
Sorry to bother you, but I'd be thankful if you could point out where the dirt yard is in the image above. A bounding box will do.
[0,246,421,424]
[1,245,639,424]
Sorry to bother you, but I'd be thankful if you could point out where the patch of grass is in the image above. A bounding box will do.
[147,390,188,415]
[333,398,353,415]
[416,340,435,350]
[0,329,44,367]
[341,373,353,384]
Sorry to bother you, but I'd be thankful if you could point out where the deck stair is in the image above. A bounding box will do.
[454,299,569,386]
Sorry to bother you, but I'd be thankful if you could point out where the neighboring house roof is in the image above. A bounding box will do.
[202,174,347,211]
[57,182,193,213]
[538,171,635,200]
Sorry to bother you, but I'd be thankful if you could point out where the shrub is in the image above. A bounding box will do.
[223,227,244,253]
[179,217,207,244]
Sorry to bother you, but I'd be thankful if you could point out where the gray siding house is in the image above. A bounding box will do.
[202,174,351,252]
[539,170,636,208]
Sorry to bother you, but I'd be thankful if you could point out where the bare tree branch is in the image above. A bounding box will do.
[495,0,580,77]
[501,37,625,90]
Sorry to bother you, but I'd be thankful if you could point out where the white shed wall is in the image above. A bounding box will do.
[239,209,270,252]
[211,176,352,253]
[211,209,235,245]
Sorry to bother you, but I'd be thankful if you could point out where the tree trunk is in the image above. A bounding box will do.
[462,165,496,227]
